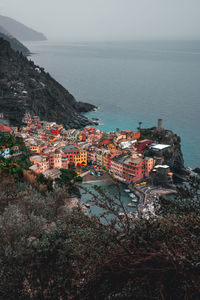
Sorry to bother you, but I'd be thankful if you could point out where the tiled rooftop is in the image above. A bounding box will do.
[62,145,79,151]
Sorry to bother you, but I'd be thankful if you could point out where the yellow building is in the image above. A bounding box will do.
[57,124,63,131]
[107,143,117,151]
[74,150,87,167]
[49,136,59,143]
[29,145,40,154]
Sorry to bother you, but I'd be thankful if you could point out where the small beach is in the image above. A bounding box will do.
[82,171,112,184]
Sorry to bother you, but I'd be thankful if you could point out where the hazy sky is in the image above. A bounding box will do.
[0,0,200,41]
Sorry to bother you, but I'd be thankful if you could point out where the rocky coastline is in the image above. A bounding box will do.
[141,126,186,177]
[0,36,192,181]
[0,26,30,56]
[0,37,96,129]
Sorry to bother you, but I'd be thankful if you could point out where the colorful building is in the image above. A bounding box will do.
[110,155,125,182]
[0,125,12,137]
[96,150,104,166]
[87,150,97,164]
[61,154,69,169]
[62,145,87,166]
[74,150,87,167]
[107,143,117,151]
[78,132,87,142]
[29,155,49,173]
[136,139,153,152]
[29,144,40,154]
[0,148,10,158]
[122,157,148,183]
[144,157,154,172]
[48,150,62,169]
[110,155,149,183]
[103,151,122,170]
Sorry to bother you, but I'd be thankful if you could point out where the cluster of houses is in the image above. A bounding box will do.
[0,113,173,184]
[0,123,20,158]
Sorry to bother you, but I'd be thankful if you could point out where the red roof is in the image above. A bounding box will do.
[102,140,112,145]
[0,125,11,132]
[86,127,95,131]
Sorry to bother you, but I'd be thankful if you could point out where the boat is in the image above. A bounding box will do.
[124,189,130,192]
[127,203,136,207]
[129,193,136,198]
[85,203,90,208]
[132,199,138,203]
[119,213,125,219]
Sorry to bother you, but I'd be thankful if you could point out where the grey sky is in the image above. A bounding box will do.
[1,0,200,41]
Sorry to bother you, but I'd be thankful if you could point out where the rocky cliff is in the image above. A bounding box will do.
[0,25,30,56]
[141,127,186,175]
[0,38,96,128]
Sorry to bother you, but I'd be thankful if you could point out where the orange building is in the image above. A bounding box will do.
[107,143,117,151]
[29,145,40,154]
[78,133,86,142]
[115,131,140,144]
[144,157,154,172]
[132,131,141,140]
[49,135,59,143]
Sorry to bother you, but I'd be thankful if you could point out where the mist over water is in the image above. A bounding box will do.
[26,40,200,168]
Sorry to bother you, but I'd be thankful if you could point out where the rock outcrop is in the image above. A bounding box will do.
[0,25,30,56]
[193,168,200,175]
[141,126,186,175]
[0,38,96,128]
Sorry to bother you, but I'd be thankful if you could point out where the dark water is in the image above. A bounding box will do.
[80,181,136,222]
[25,40,200,168]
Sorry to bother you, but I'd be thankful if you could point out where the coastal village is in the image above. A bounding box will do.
[0,113,175,189]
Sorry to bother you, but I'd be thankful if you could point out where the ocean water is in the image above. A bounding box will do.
[81,181,136,222]
[25,40,200,168]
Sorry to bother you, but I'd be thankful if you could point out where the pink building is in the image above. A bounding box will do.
[110,155,149,183]
[110,155,125,182]
[123,157,148,183]
[48,150,62,169]
[61,154,69,169]
[87,151,97,163]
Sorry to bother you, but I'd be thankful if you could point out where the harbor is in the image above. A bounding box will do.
[80,180,138,222]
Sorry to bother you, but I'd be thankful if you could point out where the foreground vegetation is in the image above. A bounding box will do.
[0,172,199,299]
[0,135,31,180]
[0,135,200,299]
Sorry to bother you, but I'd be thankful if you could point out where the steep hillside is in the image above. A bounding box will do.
[141,127,186,175]
[0,38,96,128]
[0,25,30,55]
[0,24,9,35]
[0,15,47,41]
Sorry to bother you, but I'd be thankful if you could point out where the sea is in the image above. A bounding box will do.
[25,40,200,168]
